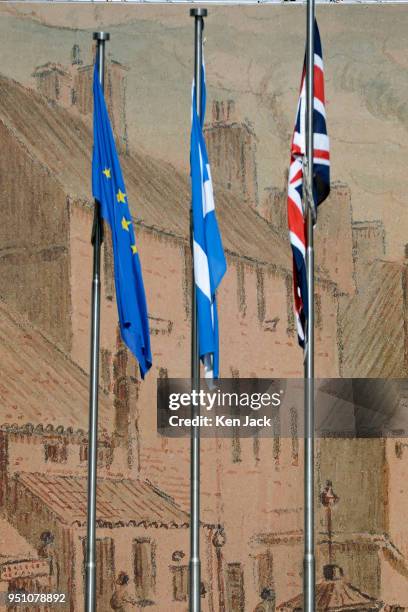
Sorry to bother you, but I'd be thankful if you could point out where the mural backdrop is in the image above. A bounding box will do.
[0,3,407,611]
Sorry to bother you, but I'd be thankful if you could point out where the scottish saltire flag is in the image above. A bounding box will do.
[287,20,330,348]
[92,61,152,378]
[190,62,226,379]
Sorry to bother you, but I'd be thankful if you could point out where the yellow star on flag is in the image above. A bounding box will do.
[102,168,111,179]
[117,189,127,203]
[131,244,138,255]
[121,217,131,232]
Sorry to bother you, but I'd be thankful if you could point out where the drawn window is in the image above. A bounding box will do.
[226,563,245,612]
[103,228,114,301]
[230,369,242,464]
[256,549,275,595]
[79,443,88,463]
[116,377,128,403]
[100,348,112,395]
[82,537,115,610]
[115,350,128,378]
[44,441,67,464]
[114,328,129,438]
[170,565,188,602]
[272,407,281,465]
[97,445,113,468]
[315,293,322,329]
[133,539,156,600]
[285,276,295,336]
[232,431,242,464]
[290,406,299,466]
[80,444,112,467]
[236,262,247,317]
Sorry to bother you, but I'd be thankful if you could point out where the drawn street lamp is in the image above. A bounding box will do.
[278,480,385,611]
[320,480,339,564]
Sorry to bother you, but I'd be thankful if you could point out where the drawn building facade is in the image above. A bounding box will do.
[0,63,407,611]
[0,301,222,612]
[0,70,339,611]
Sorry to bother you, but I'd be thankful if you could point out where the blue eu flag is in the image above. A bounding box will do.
[92,61,152,378]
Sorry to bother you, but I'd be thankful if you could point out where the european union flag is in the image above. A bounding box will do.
[190,62,226,379]
[92,61,152,378]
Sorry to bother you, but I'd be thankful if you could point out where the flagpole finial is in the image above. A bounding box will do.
[190,8,208,17]
[93,32,110,42]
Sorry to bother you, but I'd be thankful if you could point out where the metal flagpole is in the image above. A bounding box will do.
[189,8,207,612]
[304,0,316,610]
[85,30,110,612]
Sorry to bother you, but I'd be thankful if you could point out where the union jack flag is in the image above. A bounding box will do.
[287,20,330,348]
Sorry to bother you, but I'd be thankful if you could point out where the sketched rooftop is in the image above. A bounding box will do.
[0,73,291,271]
[0,300,113,436]
[14,473,191,529]
[277,565,382,611]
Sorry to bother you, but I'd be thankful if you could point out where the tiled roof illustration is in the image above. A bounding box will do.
[277,567,382,611]
[340,260,407,377]
[15,473,190,529]
[0,74,291,271]
[0,300,113,435]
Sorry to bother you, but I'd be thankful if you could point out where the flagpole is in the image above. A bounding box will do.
[304,0,315,610]
[189,8,206,612]
[85,30,109,612]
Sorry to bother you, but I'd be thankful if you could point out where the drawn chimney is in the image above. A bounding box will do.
[32,47,128,154]
[32,63,72,107]
[71,44,83,66]
[72,56,128,154]
[204,99,259,208]
[352,219,386,292]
